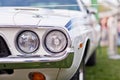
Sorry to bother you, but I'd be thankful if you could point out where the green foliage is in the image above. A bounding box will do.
[86,47,120,80]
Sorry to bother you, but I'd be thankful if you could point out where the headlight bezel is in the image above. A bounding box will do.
[15,30,40,54]
[43,28,70,54]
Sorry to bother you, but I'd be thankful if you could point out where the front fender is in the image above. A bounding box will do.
[57,36,89,80]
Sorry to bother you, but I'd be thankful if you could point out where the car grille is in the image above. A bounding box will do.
[0,36,11,57]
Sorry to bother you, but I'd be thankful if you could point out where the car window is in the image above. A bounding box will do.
[0,0,80,11]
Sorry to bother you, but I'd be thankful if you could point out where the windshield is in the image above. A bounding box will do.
[0,0,80,11]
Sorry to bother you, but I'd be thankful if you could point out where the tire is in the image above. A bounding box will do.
[70,58,85,80]
[0,69,13,74]
[86,50,96,66]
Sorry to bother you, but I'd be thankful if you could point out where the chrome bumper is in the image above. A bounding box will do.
[0,53,74,69]
[0,53,68,63]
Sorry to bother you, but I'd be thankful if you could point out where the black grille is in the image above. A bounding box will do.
[0,36,11,57]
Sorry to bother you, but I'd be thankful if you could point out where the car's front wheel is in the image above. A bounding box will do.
[86,50,96,66]
[70,58,85,80]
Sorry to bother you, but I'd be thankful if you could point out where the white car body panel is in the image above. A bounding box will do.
[0,0,101,80]
[0,7,87,27]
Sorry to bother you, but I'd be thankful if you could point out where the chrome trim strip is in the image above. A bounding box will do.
[0,52,71,63]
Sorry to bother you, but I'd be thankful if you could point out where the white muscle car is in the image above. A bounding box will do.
[0,0,101,80]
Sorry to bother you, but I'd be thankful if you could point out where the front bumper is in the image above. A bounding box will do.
[0,53,74,69]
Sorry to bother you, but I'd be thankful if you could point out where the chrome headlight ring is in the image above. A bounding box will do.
[16,30,40,54]
[43,29,69,54]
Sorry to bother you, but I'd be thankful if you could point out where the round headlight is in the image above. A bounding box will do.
[44,30,68,53]
[16,30,39,54]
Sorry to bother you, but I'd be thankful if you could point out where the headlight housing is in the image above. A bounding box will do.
[16,30,40,54]
[43,29,68,54]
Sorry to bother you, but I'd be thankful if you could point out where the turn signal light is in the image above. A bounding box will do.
[79,43,83,48]
[29,72,46,80]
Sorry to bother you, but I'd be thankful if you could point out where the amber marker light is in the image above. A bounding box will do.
[79,43,83,48]
[29,72,46,80]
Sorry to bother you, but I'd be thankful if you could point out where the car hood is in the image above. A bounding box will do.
[0,7,85,28]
